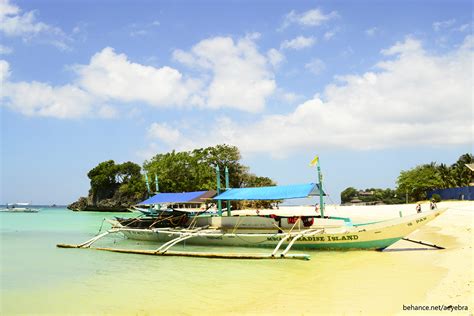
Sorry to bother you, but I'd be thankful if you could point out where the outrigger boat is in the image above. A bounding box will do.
[57,160,446,260]
[0,203,40,213]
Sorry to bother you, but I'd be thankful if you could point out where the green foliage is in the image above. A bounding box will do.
[396,153,473,202]
[341,187,358,203]
[87,160,145,199]
[397,164,443,202]
[340,187,404,204]
[143,144,250,192]
[445,153,473,187]
[87,160,117,192]
[143,144,276,209]
[431,194,441,202]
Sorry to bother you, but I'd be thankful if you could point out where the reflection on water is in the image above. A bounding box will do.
[1,208,446,315]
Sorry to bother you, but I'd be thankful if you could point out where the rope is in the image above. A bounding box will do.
[97,218,106,234]
[288,217,301,235]
[187,215,198,229]
[326,192,340,215]
[231,216,243,234]
[234,232,279,244]
[149,214,177,228]
[168,213,187,226]
[272,222,287,234]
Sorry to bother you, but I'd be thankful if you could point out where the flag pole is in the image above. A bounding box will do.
[216,165,222,216]
[317,159,325,217]
[144,172,151,197]
[154,174,159,193]
[225,166,230,216]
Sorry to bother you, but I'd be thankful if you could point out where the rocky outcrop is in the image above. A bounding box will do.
[68,187,146,212]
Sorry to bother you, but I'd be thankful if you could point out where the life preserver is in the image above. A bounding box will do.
[302,216,314,227]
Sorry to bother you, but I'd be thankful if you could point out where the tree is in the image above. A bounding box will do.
[437,163,456,189]
[143,144,270,192]
[397,164,443,202]
[341,187,358,203]
[87,160,118,194]
[143,144,276,210]
[450,153,473,187]
[87,160,146,202]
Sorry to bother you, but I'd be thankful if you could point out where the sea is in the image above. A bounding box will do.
[0,207,446,315]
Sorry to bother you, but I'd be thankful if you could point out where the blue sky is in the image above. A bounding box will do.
[1,0,472,204]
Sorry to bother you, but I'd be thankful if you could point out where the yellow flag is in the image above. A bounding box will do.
[309,155,319,167]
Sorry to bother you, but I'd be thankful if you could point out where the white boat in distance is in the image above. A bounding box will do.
[0,203,40,213]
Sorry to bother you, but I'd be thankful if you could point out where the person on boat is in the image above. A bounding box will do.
[430,200,437,210]
[416,203,422,213]
[314,203,319,215]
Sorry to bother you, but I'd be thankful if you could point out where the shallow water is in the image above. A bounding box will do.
[0,208,447,315]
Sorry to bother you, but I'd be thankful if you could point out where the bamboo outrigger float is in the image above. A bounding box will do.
[57,157,446,260]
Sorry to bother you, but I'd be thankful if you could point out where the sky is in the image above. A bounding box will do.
[0,0,472,205]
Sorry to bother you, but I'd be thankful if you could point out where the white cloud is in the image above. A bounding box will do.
[380,36,421,56]
[323,30,337,40]
[305,58,325,74]
[149,35,473,155]
[0,59,10,82]
[278,90,304,104]
[433,19,456,31]
[0,44,13,54]
[281,36,316,50]
[1,47,201,118]
[2,35,278,119]
[148,122,182,144]
[365,27,378,37]
[267,48,284,67]
[281,8,338,29]
[127,20,161,37]
[0,0,70,49]
[173,35,276,112]
[76,47,201,107]
[456,23,471,32]
[2,80,94,119]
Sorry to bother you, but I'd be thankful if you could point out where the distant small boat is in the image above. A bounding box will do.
[0,203,40,213]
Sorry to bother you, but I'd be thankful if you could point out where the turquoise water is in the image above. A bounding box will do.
[0,208,445,315]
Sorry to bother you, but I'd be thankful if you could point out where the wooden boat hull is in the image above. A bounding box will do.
[117,208,446,250]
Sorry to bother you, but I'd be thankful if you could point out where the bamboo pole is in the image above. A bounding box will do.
[317,160,325,217]
[216,165,222,216]
[59,246,311,260]
[225,166,230,216]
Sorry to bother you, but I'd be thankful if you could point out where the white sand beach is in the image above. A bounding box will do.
[233,201,473,315]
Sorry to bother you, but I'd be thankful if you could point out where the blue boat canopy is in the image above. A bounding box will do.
[139,190,215,205]
[214,183,325,201]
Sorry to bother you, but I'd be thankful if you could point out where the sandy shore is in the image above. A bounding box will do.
[234,201,473,315]
[402,201,473,315]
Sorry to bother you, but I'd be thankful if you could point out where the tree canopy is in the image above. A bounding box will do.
[341,153,472,204]
[396,153,473,202]
[340,187,404,204]
[143,144,263,193]
[87,160,146,201]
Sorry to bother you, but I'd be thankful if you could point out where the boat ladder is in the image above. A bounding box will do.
[271,229,323,258]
